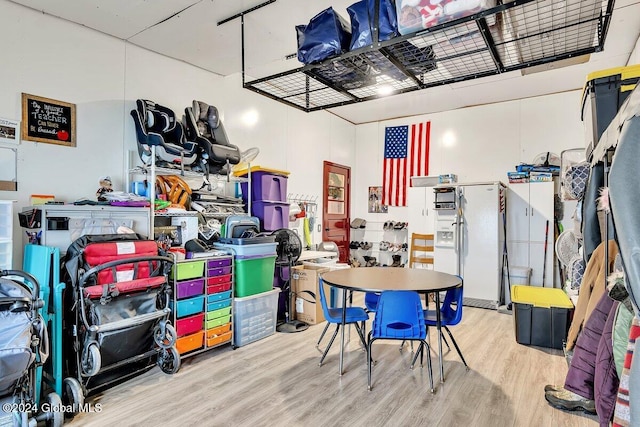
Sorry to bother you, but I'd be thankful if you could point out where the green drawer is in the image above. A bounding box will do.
[205,315,231,329]
[206,306,232,321]
[172,260,205,281]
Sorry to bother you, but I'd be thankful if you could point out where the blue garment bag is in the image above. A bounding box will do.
[347,0,398,51]
[296,7,351,64]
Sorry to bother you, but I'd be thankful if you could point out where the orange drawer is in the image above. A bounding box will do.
[206,323,231,338]
[176,331,204,355]
[206,331,232,348]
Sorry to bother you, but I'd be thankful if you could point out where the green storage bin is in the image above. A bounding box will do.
[206,306,232,321]
[512,285,574,350]
[234,255,276,297]
[172,260,205,280]
[206,315,231,329]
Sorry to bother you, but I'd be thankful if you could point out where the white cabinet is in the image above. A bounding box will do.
[408,186,436,236]
[506,182,555,287]
[0,200,14,269]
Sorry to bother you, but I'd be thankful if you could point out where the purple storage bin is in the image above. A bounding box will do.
[207,258,232,269]
[252,201,290,231]
[176,278,205,299]
[241,172,288,203]
[208,266,232,277]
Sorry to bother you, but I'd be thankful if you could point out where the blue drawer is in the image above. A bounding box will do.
[207,291,232,304]
[172,295,205,318]
[207,298,231,313]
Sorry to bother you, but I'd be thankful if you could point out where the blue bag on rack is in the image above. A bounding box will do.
[296,7,351,64]
[347,0,398,51]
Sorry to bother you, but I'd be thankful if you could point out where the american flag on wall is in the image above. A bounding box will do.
[382,122,430,207]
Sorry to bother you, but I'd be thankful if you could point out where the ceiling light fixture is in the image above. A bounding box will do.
[377,85,394,96]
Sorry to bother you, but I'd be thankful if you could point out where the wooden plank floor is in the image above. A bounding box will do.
[69,307,598,427]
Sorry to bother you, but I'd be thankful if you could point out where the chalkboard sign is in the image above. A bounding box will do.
[22,93,76,147]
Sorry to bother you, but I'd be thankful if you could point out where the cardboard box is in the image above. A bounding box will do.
[291,265,330,325]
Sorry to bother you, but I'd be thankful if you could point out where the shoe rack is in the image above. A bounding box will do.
[349,221,408,268]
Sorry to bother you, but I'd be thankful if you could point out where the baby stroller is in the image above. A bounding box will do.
[62,234,180,399]
[0,270,62,427]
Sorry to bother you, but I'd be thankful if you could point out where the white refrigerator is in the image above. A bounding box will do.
[433,182,506,309]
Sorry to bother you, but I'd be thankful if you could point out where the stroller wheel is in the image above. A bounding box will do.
[157,347,181,374]
[44,392,64,427]
[63,377,85,416]
[82,343,101,377]
[154,322,177,349]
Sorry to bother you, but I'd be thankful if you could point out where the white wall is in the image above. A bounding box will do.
[0,2,355,266]
[628,35,640,65]
[352,90,585,224]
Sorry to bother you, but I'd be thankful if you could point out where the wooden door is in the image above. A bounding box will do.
[322,162,350,263]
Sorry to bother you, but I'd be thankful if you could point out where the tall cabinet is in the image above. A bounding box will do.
[407,181,437,237]
[0,200,14,270]
[506,181,555,287]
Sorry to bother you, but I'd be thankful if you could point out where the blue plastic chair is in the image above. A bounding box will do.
[317,279,369,367]
[367,291,434,392]
[364,292,380,312]
[424,285,468,369]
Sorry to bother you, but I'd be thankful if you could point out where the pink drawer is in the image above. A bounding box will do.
[207,258,232,269]
[176,278,205,299]
[208,266,232,277]
[175,313,204,337]
[207,274,232,286]
[207,282,232,294]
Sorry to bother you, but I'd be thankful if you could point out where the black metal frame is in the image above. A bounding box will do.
[231,0,615,112]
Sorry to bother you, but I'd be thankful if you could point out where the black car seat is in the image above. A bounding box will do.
[131,99,199,167]
[184,101,241,176]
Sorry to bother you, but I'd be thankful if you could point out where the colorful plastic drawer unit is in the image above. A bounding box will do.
[172,260,205,281]
[207,258,232,269]
[208,266,232,277]
[176,331,204,355]
[172,295,205,318]
[206,315,231,330]
[175,313,205,337]
[206,323,231,337]
[206,306,232,321]
[207,274,232,286]
[207,299,231,313]
[176,278,205,299]
[207,291,232,304]
[207,331,232,347]
[207,281,232,294]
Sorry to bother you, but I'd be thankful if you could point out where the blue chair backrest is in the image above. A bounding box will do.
[318,278,337,323]
[364,292,379,312]
[441,285,463,326]
[372,291,425,340]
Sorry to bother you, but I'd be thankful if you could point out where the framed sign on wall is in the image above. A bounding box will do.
[21,93,76,147]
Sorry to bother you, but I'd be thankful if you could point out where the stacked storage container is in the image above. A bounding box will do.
[239,167,290,232]
[215,236,280,348]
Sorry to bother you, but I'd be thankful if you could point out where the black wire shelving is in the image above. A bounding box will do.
[241,0,615,112]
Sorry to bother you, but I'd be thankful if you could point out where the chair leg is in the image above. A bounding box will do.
[410,342,422,369]
[316,322,331,348]
[367,340,372,390]
[422,339,434,393]
[354,322,367,349]
[444,326,468,369]
[441,331,451,351]
[319,324,340,367]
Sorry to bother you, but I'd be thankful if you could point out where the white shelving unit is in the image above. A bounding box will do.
[0,200,15,270]
[350,221,408,267]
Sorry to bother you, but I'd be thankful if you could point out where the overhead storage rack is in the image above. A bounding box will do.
[239,0,615,112]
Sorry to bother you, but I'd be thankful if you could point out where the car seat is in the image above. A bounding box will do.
[183,101,241,176]
[131,99,199,167]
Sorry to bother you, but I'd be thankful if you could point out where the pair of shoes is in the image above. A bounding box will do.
[393,221,407,230]
[544,384,562,393]
[390,254,403,267]
[544,388,596,414]
[350,218,366,229]
[379,241,390,251]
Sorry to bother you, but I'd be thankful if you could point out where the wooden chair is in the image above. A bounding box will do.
[409,233,434,269]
